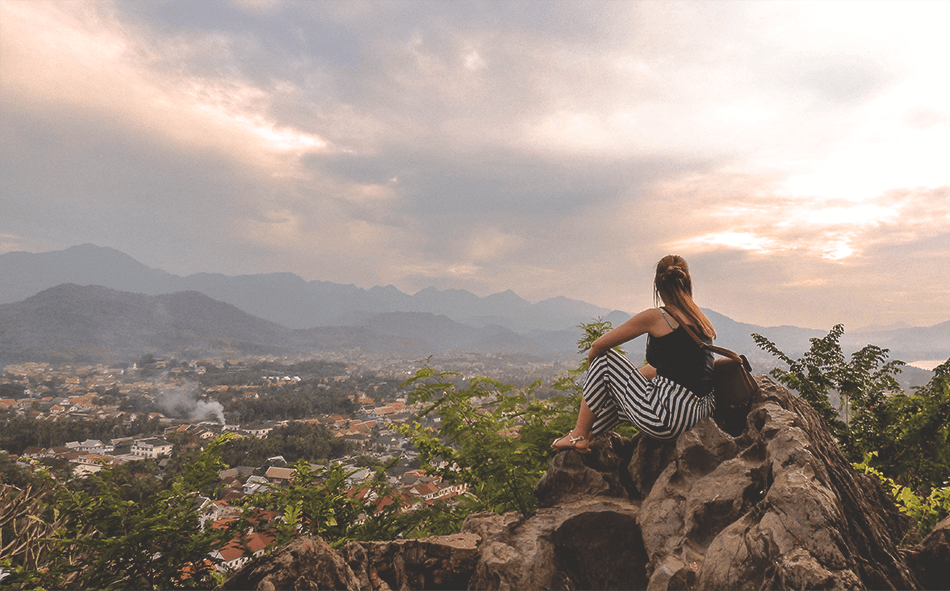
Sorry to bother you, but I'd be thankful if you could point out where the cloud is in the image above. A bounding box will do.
[0,1,327,177]
[2,0,950,329]
[662,171,950,263]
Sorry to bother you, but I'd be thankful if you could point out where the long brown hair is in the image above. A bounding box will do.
[653,255,716,339]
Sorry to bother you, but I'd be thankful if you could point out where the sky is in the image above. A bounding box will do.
[2,0,949,331]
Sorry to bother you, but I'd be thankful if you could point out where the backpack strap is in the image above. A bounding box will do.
[663,308,751,370]
[659,307,677,330]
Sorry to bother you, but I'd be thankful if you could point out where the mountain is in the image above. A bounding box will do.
[0,284,297,365]
[0,244,179,302]
[0,245,613,332]
[0,245,947,374]
[0,285,585,366]
[846,320,950,362]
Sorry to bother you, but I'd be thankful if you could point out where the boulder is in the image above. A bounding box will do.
[220,377,942,590]
[345,533,481,591]
[904,515,950,590]
[216,535,363,591]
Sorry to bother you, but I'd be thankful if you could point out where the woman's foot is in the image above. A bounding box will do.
[551,431,591,453]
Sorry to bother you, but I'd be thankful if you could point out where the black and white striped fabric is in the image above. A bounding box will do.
[585,350,715,440]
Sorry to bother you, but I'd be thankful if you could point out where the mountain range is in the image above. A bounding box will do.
[0,244,612,332]
[1,245,947,383]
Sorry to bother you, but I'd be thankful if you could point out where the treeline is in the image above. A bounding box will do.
[212,380,357,424]
[213,422,354,467]
[195,358,348,388]
[0,413,163,455]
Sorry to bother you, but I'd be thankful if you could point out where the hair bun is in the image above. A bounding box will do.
[665,266,686,280]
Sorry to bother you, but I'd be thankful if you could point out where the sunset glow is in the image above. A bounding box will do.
[2,0,949,329]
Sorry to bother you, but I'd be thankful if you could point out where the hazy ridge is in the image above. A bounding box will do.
[0,245,946,387]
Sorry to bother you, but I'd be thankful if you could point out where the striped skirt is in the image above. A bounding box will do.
[585,350,715,441]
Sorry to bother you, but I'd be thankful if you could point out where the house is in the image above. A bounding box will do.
[130,437,174,459]
[219,467,240,481]
[211,532,275,573]
[243,475,271,495]
[22,446,50,459]
[241,423,274,438]
[435,483,469,499]
[70,454,112,476]
[413,481,440,500]
[75,439,113,454]
[198,499,241,530]
[263,466,295,486]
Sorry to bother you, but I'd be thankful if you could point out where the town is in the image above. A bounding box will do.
[0,351,575,575]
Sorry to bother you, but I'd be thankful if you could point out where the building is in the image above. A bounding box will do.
[130,437,174,459]
[263,466,295,486]
[211,532,275,573]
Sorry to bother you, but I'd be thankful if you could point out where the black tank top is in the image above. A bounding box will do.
[645,312,714,397]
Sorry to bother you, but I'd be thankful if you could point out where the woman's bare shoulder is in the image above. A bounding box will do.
[623,307,669,336]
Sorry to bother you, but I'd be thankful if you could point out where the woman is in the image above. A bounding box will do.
[552,255,716,452]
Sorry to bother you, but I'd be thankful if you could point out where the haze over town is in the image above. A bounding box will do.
[2,0,949,331]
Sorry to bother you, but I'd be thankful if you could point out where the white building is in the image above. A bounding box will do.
[130,437,173,459]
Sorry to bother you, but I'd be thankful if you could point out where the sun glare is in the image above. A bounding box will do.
[677,231,776,254]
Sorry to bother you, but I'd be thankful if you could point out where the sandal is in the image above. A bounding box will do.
[551,432,591,454]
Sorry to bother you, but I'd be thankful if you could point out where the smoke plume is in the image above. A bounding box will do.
[155,382,225,424]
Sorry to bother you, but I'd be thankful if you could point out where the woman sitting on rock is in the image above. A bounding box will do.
[552,255,716,452]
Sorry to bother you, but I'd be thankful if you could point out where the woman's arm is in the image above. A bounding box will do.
[588,308,664,363]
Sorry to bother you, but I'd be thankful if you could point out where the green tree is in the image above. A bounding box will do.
[243,460,404,549]
[873,359,950,493]
[4,436,240,590]
[752,324,904,454]
[755,326,950,537]
[395,321,619,522]
[0,451,32,488]
[397,368,571,519]
[0,479,65,589]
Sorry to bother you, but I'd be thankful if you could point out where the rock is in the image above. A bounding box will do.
[216,535,363,591]
[540,379,919,589]
[534,431,633,507]
[221,377,937,590]
[348,533,481,591]
[460,500,647,591]
[904,515,950,590]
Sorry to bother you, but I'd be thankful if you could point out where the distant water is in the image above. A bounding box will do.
[908,359,945,371]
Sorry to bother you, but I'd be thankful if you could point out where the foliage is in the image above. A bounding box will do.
[242,460,404,549]
[395,321,623,523]
[755,326,950,536]
[217,422,353,467]
[853,452,950,542]
[215,380,356,424]
[876,359,950,493]
[2,434,239,590]
[0,451,33,488]
[752,325,905,456]
[397,370,555,518]
[0,479,65,589]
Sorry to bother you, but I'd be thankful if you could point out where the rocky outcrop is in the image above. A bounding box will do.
[220,377,943,590]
